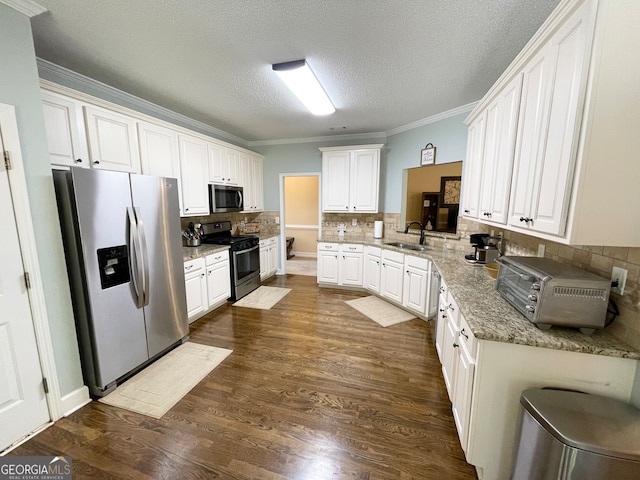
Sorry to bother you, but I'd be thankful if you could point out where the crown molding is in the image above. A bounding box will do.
[36,58,249,147]
[0,0,46,16]
[248,131,386,147]
[385,102,478,137]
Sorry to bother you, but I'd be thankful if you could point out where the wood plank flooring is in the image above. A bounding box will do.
[11,274,477,479]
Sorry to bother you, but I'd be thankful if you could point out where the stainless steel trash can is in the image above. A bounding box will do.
[511,388,640,480]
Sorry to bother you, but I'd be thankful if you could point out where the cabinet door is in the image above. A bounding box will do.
[427,268,440,319]
[207,260,231,306]
[252,157,264,211]
[225,149,240,185]
[381,259,403,303]
[179,134,210,216]
[452,340,475,453]
[435,297,447,362]
[41,91,89,168]
[259,241,268,278]
[322,151,351,212]
[350,149,379,212]
[317,249,339,284]
[208,142,225,184]
[185,270,207,322]
[461,113,486,219]
[364,252,381,293]
[529,4,589,236]
[402,265,428,314]
[84,105,141,172]
[138,122,180,179]
[340,252,363,286]
[441,314,459,400]
[268,240,278,274]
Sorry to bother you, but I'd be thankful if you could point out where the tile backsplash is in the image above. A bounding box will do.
[180,211,280,237]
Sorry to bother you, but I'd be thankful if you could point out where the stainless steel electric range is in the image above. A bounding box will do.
[200,221,260,300]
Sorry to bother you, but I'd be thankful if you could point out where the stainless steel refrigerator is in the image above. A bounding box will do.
[54,167,189,397]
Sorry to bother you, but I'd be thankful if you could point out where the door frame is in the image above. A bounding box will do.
[0,103,62,421]
[278,172,321,274]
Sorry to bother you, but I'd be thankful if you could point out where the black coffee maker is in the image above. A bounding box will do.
[465,233,500,263]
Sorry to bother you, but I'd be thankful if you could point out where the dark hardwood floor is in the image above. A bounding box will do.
[12,274,477,479]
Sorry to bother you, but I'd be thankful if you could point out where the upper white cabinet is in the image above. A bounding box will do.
[209,143,240,185]
[41,90,89,168]
[463,0,640,246]
[179,134,209,216]
[461,114,485,219]
[320,144,382,213]
[84,105,141,172]
[242,154,264,212]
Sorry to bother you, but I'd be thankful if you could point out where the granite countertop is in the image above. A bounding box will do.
[318,236,640,360]
[182,244,230,261]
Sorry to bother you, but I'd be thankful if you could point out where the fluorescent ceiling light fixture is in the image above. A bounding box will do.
[272,60,335,115]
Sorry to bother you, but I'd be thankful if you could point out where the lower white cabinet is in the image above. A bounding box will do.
[206,252,231,307]
[339,243,364,286]
[317,242,339,284]
[451,313,476,453]
[184,258,207,322]
[260,236,278,280]
[380,249,404,303]
[364,246,382,293]
[402,255,430,315]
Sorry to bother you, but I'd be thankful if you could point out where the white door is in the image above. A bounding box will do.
[403,266,428,313]
[41,91,89,168]
[0,131,50,452]
[381,259,404,303]
[179,134,209,216]
[207,260,231,305]
[350,149,379,212]
[461,113,486,219]
[322,151,351,212]
[364,252,381,293]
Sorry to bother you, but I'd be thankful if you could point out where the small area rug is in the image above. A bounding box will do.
[232,286,292,310]
[99,342,232,418]
[345,296,416,327]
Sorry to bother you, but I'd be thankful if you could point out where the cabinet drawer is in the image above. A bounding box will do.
[405,254,430,271]
[439,277,448,299]
[382,249,404,264]
[318,242,339,251]
[267,236,278,246]
[184,257,205,275]
[206,251,228,266]
[340,243,363,253]
[458,313,477,358]
[446,293,460,328]
[366,245,381,257]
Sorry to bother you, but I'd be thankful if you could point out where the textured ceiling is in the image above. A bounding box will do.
[29,0,561,143]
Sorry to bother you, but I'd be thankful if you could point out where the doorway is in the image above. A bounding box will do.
[279,173,321,276]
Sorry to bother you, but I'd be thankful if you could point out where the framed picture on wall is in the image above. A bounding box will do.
[420,143,436,165]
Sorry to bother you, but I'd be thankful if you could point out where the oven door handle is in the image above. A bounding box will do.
[236,244,259,255]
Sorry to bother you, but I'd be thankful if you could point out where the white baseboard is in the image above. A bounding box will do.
[290,252,317,259]
[61,385,91,416]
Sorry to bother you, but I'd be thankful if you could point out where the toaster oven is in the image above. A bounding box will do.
[496,256,610,334]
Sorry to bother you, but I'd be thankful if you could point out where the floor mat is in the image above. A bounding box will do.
[99,342,232,418]
[232,286,292,310]
[345,296,416,327]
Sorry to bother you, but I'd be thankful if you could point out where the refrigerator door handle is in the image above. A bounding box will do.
[127,207,145,308]
[134,206,151,307]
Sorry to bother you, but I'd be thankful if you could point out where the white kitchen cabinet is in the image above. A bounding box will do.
[84,105,141,173]
[339,243,364,287]
[41,90,89,168]
[209,143,240,185]
[364,246,382,293]
[320,145,382,213]
[508,2,589,236]
[380,249,404,304]
[402,255,430,315]
[451,313,476,454]
[461,114,485,219]
[434,280,448,362]
[206,252,231,307]
[184,258,207,322]
[242,154,264,212]
[260,236,278,280]
[179,134,210,216]
[440,294,459,401]
[477,74,522,225]
[317,242,339,284]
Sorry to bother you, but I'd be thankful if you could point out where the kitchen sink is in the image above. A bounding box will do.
[384,242,432,252]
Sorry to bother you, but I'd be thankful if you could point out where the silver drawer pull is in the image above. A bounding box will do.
[185,265,194,271]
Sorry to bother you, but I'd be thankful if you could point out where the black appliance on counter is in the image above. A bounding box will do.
[465,233,500,264]
[200,221,260,300]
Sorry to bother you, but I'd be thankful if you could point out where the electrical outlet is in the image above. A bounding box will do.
[611,266,628,295]
[352,218,357,226]
[275,216,280,225]
[537,244,545,257]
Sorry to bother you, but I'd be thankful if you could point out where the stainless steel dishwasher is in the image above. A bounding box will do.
[511,388,640,479]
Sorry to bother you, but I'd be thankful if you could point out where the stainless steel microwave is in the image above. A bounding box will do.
[209,184,243,213]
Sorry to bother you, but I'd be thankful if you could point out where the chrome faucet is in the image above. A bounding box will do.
[404,222,426,245]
